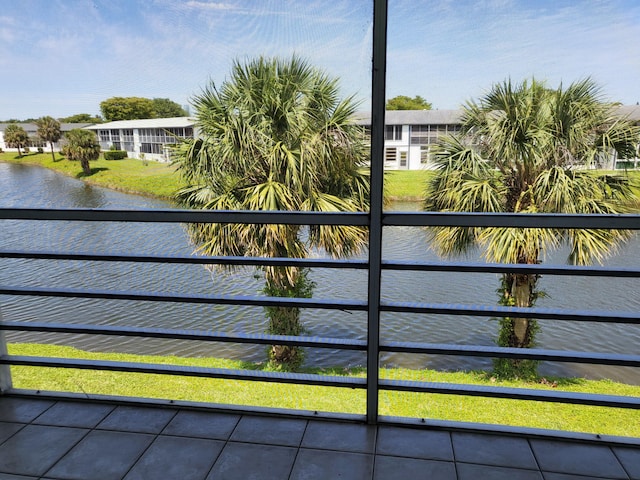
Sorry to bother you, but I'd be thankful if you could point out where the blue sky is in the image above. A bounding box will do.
[1,0,639,120]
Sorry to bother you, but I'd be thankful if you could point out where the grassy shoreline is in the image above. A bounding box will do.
[3,151,640,205]
[8,343,640,437]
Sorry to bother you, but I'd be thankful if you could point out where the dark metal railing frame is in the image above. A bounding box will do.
[1,0,639,424]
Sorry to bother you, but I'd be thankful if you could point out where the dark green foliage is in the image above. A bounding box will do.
[103,150,128,160]
[152,98,188,118]
[386,95,432,110]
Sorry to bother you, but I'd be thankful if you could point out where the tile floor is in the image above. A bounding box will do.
[0,395,638,479]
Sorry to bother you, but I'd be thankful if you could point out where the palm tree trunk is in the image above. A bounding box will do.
[494,272,539,378]
[264,267,312,370]
[80,158,91,176]
[50,142,56,162]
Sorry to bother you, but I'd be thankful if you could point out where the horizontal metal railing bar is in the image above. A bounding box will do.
[0,286,368,311]
[0,250,369,270]
[383,211,640,229]
[0,355,367,389]
[3,208,640,230]
[382,260,640,278]
[379,379,640,409]
[3,250,637,278]
[380,342,640,366]
[381,301,640,324]
[0,321,367,350]
[0,208,370,226]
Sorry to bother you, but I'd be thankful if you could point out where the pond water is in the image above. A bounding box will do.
[1,162,638,383]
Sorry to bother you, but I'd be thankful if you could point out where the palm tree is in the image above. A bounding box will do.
[4,123,29,157]
[425,78,640,378]
[173,56,370,369]
[36,116,62,162]
[65,129,101,176]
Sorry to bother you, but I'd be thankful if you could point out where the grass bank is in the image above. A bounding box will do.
[8,343,639,438]
[0,152,182,199]
[4,152,639,205]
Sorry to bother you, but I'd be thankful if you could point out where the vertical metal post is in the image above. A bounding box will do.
[366,0,388,424]
[0,309,12,393]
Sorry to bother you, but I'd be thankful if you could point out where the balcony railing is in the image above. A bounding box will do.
[1,207,639,430]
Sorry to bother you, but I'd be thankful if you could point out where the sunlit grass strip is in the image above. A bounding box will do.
[7,343,639,437]
[0,152,182,198]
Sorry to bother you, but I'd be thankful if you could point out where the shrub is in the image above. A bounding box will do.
[23,147,30,154]
[37,147,44,153]
[103,150,128,160]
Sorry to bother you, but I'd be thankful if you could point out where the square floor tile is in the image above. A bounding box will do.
[33,401,114,428]
[230,416,307,447]
[290,449,373,480]
[206,442,297,480]
[0,425,87,477]
[0,398,54,423]
[125,435,224,480]
[374,455,456,480]
[98,405,176,434]
[452,432,538,469]
[301,421,376,453]
[531,440,628,479]
[162,410,240,440]
[45,430,154,480]
[458,463,544,480]
[376,426,453,461]
[613,446,640,480]
[0,422,24,445]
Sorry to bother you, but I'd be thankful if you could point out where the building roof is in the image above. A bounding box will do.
[0,123,93,132]
[353,109,462,126]
[353,106,640,126]
[85,117,195,130]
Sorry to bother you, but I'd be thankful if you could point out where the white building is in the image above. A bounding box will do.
[0,122,93,152]
[357,106,640,170]
[356,110,462,170]
[85,117,195,162]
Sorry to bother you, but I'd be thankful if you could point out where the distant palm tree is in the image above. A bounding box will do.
[425,78,640,378]
[36,116,62,162]
[66,129,101,176]
[4,123,29,157]
[173,56,370,369]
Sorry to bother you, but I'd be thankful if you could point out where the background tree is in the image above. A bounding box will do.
[59,113,103,123]
[65,129,101,176]
[100,97,156,121]
[152,98,188,118]
[4,123,29,156]
[36,116,62,162]
[425,78,639,378]
[173,56,370,370]
[386,95,432,110]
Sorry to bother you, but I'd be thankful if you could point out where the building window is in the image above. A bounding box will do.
[420,146,430,164]
[385,125,402,141]
[399,151,407,167]
[385,147,397,164]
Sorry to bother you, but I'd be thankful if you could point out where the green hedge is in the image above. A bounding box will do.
[103,150,128,160]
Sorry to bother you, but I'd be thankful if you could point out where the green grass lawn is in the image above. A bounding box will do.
[384,169,433,200]
[8,343,639,438]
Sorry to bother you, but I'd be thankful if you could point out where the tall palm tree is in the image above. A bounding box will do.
[4,123,29,157]
[36,116,62,162]
[425,78,639,378]
[65,129,101,176]
[173,56,370,369]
